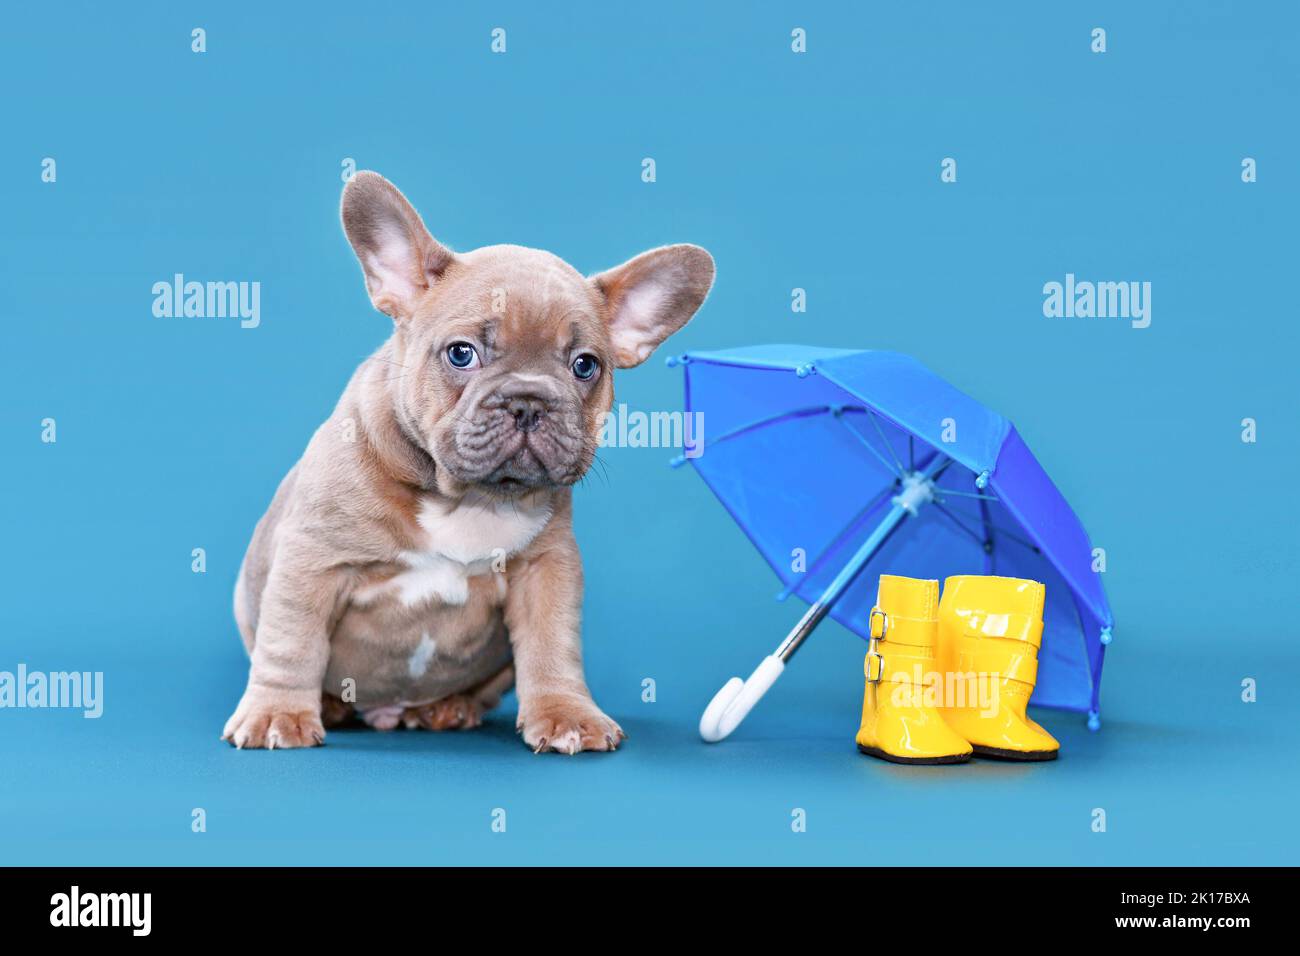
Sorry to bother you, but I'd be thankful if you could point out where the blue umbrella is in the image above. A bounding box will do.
[669,345,1114,742]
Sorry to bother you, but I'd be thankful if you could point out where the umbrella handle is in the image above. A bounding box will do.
[698,656,785,742]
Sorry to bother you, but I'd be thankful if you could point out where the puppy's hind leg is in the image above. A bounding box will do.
[402,663,516,731]
[321,692,358,729]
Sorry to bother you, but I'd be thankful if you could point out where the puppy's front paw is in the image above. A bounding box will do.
[518,695,624,755]
[222,688,325,750]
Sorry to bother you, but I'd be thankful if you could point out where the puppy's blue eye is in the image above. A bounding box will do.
[446,343,479,369]
[572,354,599,381]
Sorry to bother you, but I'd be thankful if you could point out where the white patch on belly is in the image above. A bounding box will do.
[399,552,472,606]
[352,553,470,607]
[353,494,551,609]
[408,632,437,678]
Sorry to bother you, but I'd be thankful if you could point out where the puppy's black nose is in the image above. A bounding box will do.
[507,396,547,432]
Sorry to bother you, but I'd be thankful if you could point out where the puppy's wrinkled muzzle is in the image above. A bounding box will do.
[445,395,588,492]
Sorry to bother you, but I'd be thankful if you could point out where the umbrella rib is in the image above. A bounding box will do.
[703,404,845,449]
[979,495,995,571]
[864,409,908,477]
[832,416,904,481]
[982,518,1041,553]
[706,403,912,487]
[935,488,1001,502]
[776,482,898,600]
[934,502,1041,554]
[930,458,957,482]
[931,502,989,548]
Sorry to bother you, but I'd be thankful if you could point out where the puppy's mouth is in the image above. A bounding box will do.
[472,440,587,496]
[441,402,591,493]
[484,446,551,490]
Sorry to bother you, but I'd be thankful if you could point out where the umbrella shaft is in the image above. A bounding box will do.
[775,502,912,663]
[775,601,832,662]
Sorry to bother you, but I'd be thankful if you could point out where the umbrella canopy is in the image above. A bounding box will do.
[675,344,1113,726]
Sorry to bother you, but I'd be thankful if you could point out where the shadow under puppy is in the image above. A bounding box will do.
[224,171,713,754]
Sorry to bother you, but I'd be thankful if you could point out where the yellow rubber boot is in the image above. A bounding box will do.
[937,575,1059,761]
[855,575,973,765]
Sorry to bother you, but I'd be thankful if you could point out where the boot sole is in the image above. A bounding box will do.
[971,745,1058,762]
[856,743,972,765]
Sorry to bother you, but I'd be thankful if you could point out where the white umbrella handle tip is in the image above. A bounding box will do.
[699,657,785,743]
[699,677,744,742]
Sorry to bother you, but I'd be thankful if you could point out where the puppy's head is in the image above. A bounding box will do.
[341,171,714,497]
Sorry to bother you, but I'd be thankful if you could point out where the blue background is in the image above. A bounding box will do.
[2,1,1295,865]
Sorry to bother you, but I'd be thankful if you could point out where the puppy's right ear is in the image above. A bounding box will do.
[340,171,454,321]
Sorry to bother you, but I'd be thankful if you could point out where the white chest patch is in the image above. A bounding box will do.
[353,495,552,609]
[416,495,553,565]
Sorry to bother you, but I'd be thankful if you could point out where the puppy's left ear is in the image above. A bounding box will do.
[589,244,715,368]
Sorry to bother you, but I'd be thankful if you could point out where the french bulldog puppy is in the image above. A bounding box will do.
[223,171,713,753]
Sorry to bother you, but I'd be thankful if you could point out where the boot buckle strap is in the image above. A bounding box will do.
[866,607,889,682]
[962,647,1039,686]
[865,651,885,683]
[869,607,888,640]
